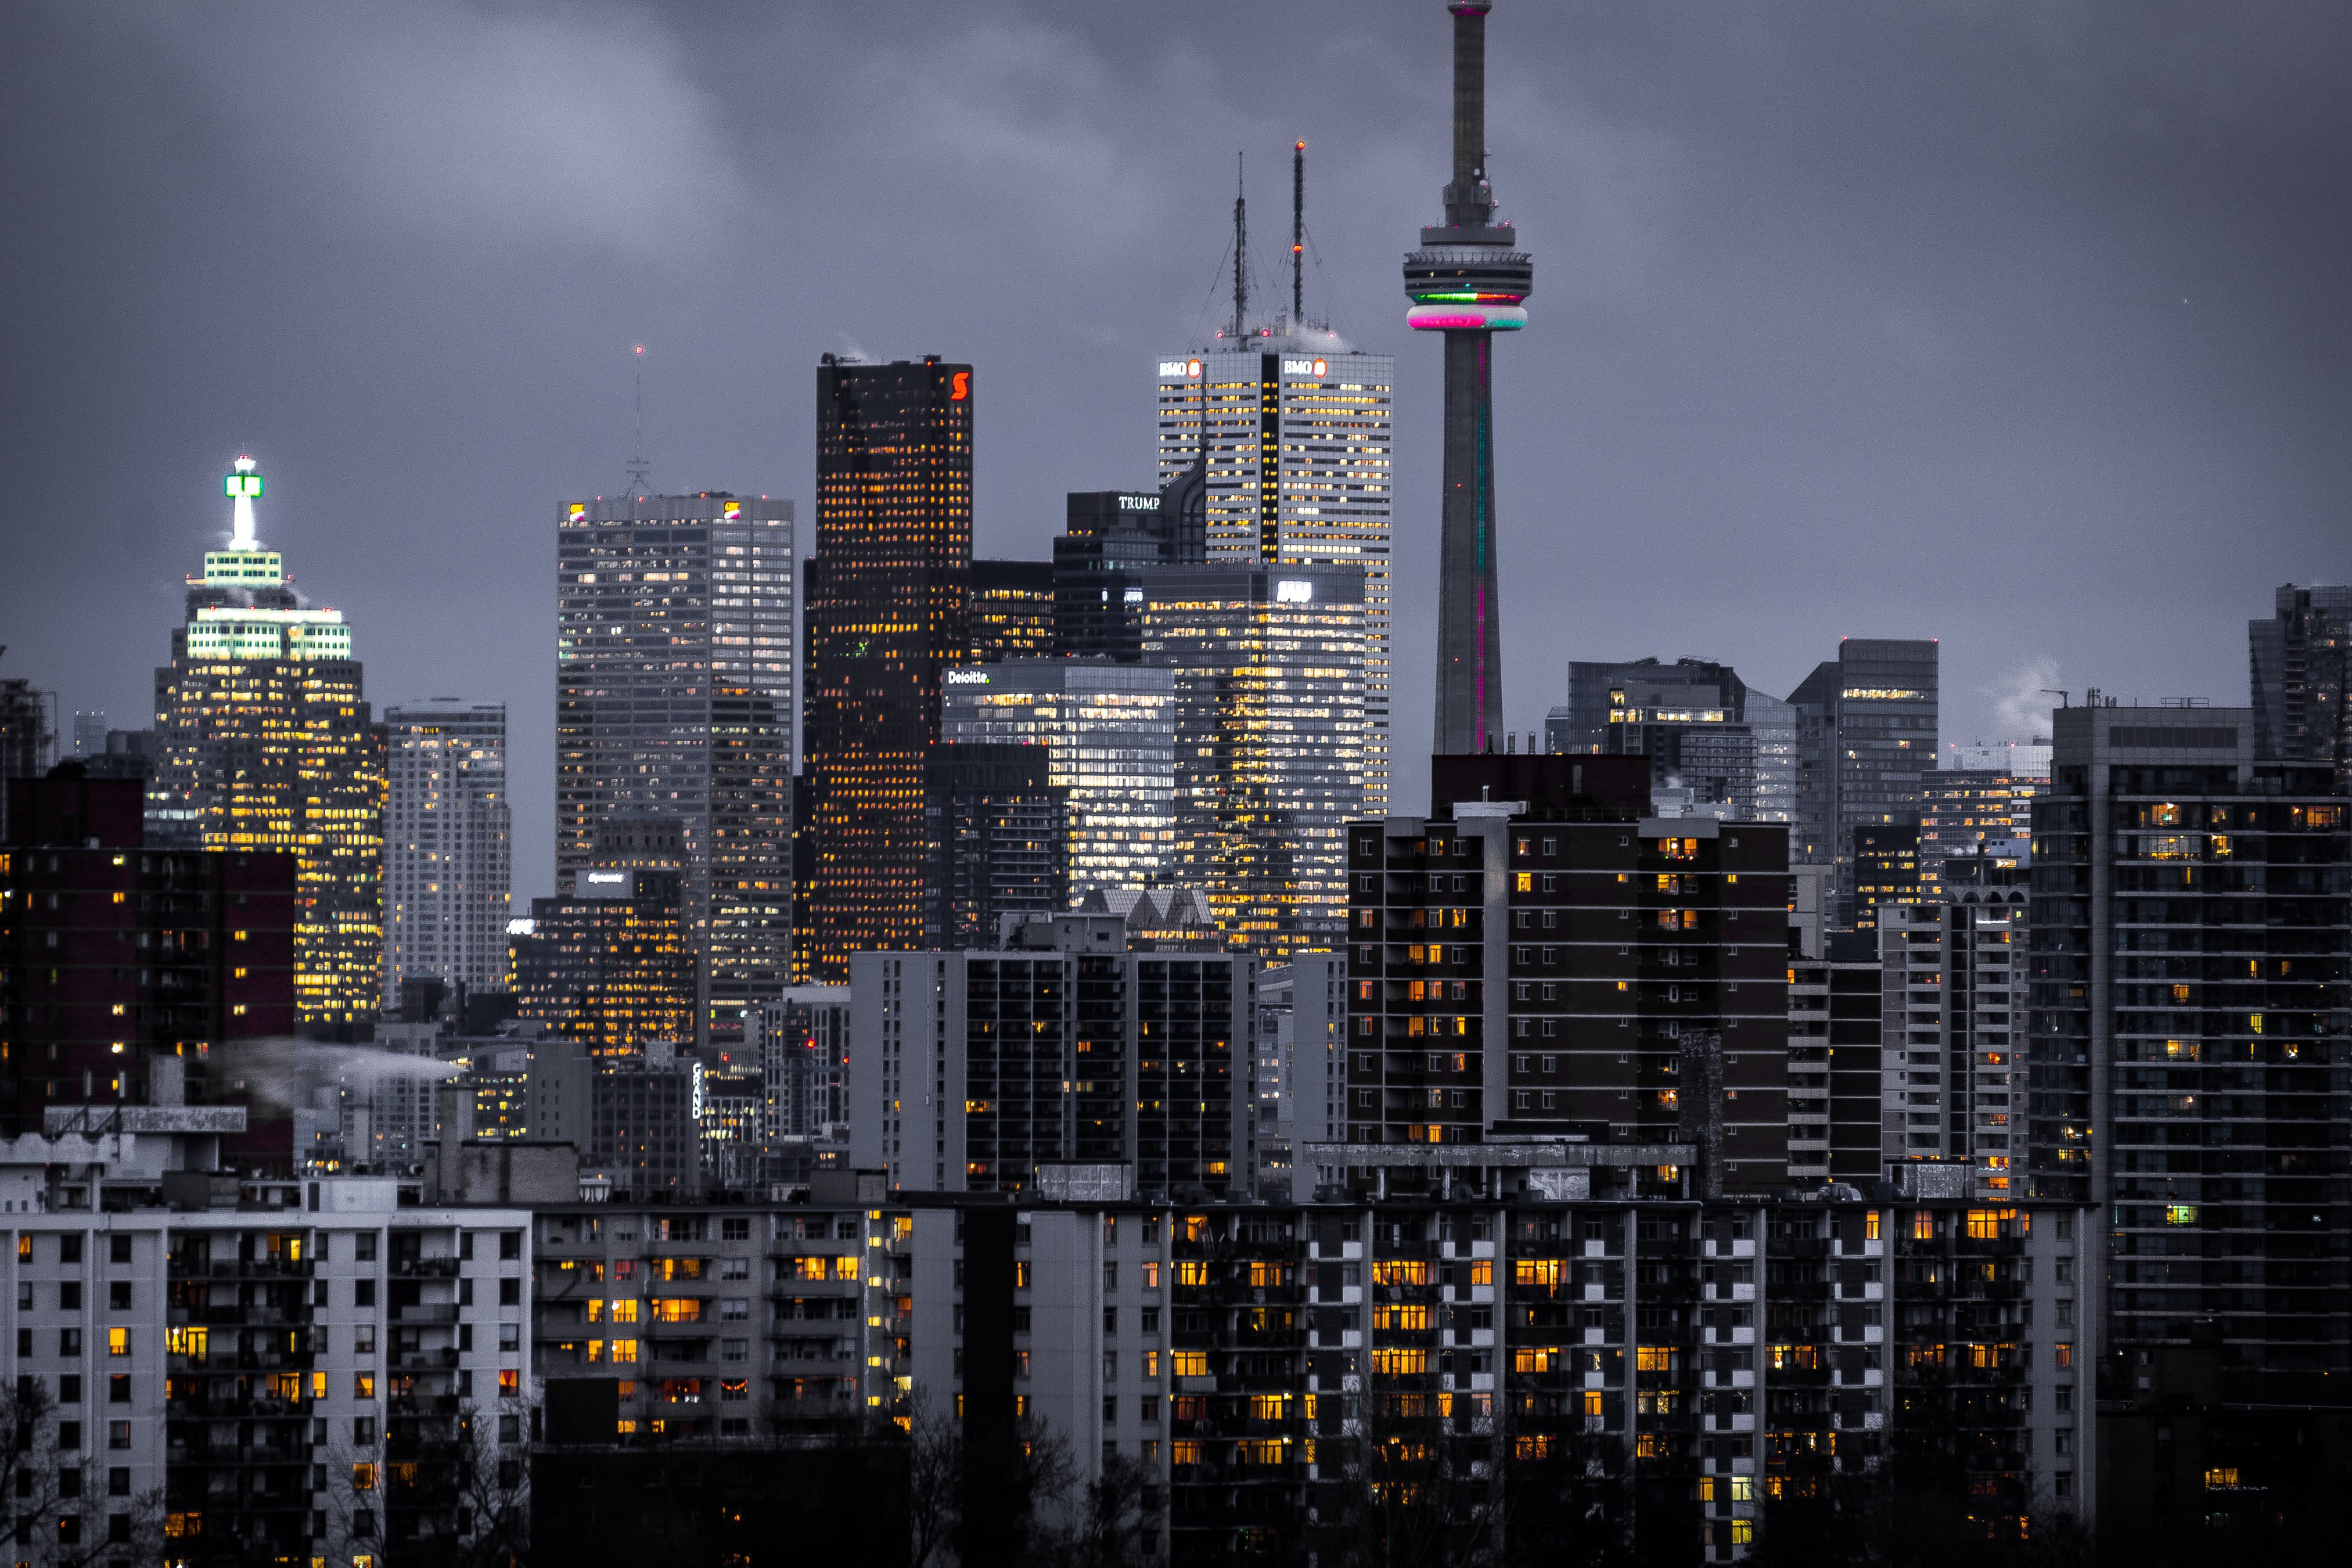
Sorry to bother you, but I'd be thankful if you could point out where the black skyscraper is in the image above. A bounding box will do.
[805,355,974,982]
[969,560,1056,664]
[1052,467,1206,662]
[921,743,1067,949]
[2250,582,2351,782]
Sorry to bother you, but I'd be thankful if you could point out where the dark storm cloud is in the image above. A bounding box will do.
[6,1,2349,897]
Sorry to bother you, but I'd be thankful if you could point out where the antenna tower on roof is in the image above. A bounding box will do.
[1230,154,1250,341]
[625,344,652,499]
[1292,141,1306,326]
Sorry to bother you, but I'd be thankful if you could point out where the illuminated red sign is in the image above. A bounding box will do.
[950,372,970,401]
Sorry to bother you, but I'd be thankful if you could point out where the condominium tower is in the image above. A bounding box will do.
[381,701,510,1007]
[556,491,794,1042]
[804,355,973,981]
[2249,581,2351,780]
[2028,704,2350,1371]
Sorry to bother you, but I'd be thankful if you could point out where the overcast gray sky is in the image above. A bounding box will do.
[6,0,2348,900]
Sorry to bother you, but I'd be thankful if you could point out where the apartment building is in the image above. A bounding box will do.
[522,1186,2091,1565]
[528,1173,902,1445]
[2,1114,530,1567]
[847,917,1257,1200]
[1339,756,1792,1195]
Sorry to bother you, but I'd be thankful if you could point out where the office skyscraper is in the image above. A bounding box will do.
[922,743,1068,948]
[150,456,386,1028]
[1918,765,2040,895]
[1551,657,1796,823]
[2029,705,2350,1371]
[1405,0,1532,757]
[969,560,1056,663]
[2249,582,2351,779]
[509,868,696,1056]
[1054,481,1207,662]
[1138,564,1366,959]
[1788,637,1940,923]
[1850,824,1922,930]
[804,355,973,981]
[940,660,1175,901]
[0,667,53,844]
[1159,147,1391,807]
[556,491,794,1043]
[382,701,510,1008]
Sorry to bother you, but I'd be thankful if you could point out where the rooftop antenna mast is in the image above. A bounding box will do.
[1231,153,1249,341]
[1292,141,1306,328]
[625,344,652,499]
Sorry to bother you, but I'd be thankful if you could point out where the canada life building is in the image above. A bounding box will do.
[149,458,385,1028]
[1155,343,1394,815]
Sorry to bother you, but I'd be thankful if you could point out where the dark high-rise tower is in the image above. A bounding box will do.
[805,355,974,981]
[1407,1,1532,756]
[2250,582,2351,782]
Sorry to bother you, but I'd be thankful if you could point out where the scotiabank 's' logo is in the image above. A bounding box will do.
[950,371,970,401]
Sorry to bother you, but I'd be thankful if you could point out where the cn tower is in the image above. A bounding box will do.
[1406,0,1531,755]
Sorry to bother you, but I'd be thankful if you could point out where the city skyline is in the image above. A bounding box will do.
[7,1,2351,908]
[4,6,2350,1558]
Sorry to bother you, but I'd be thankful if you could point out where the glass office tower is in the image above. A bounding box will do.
[940,661,1174,902]
[1139,565,1365,959]
[556,491,794,1041]
[1155,344,1392,812]
[1788,638,1941,922]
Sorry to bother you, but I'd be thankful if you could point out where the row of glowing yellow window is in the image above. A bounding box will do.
[163,1365,521,1401]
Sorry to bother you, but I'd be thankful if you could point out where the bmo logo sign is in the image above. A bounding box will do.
[1281,358,1328,379]
[1158,360,1204,379]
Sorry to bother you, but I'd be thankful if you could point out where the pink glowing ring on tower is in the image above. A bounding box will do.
[1408,303,1527,331]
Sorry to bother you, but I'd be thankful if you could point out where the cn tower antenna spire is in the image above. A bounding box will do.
[1407,0,1531,757]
